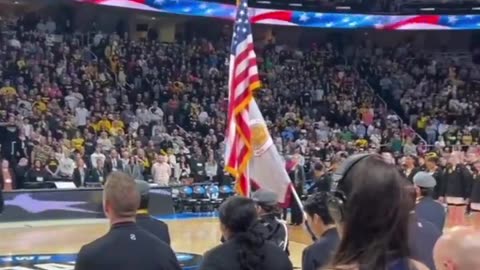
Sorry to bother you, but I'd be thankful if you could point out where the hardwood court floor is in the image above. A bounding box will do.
[0,218,309,268]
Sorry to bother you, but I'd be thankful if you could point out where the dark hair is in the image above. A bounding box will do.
[314,162,324,171]
[405,184,416,211]
[419,187,434,198]
[219,197,265,270]
[257,203,280,216]
[331,156,412,270]
[304,192,334,225]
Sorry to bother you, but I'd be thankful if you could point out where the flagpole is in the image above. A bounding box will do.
[289,185,304,213]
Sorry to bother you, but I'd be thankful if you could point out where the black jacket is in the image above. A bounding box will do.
[308,173,332,194]
[302,228,339,270]
[136,213,171,245]
[441,165,472,199]
[403,167,420,183]
[105,158,124,174]
[74,222,181,270]
[258,214,289,254]
[470,174,480,203]
[430,168,444,199]
[73,168,91,187]
[200,236,293,270]
[88,167,108,184]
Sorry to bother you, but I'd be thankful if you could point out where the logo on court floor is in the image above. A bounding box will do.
[0,253,202,270]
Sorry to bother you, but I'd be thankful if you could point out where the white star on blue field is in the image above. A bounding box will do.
[5,194,100,214]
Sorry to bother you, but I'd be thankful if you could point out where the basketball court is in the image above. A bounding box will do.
[0,216,308,269]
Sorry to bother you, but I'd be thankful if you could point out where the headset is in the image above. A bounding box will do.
[327,153,374,223]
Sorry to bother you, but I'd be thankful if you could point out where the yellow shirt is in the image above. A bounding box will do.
[355,139,368,148]
[0,86,17,97]
[17,60,26,69]
[462,135,473,146]
[71,138,85,151]
[417,116,428,129]
[33,101,47,112]
[110,120,125,135]
[97,120,112,131]
[89,122,99,133]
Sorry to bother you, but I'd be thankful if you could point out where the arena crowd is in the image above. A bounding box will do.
[2,9,480,270]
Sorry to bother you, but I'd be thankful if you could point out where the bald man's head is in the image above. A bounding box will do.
[434,226,480,270]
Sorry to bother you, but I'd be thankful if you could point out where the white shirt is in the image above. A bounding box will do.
[205,163,218,178]
[59,157,75,176]
[75,108,89,126]
[90,153,106,169]
[136,109,150,125]
[46,20,56,33]
[149,107,164,123]
[65,94,80,111]
[152,162,171,186]
[198,111,209,123]
[97,138,113,152]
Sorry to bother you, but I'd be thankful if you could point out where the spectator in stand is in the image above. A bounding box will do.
[27,159,49,184]
[73,158,89,187]
[152,155,171,186]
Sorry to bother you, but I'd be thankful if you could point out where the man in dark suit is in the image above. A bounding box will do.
[135,180,171,245]
[403,154,420,183]
[88,159,108,184]
[74,172,181,270]
[302,192,340,270]
[105,149,124,174]
[413,171,446,231]
[73,159,92,187]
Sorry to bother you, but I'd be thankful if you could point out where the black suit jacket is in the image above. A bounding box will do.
[302,228,340,270]
[200,237,293,270]
[136,213,171,245]
[404,167,420,183]
[105,158,124,174]
[73,168,91,187]
[74,222,181,270]
[88,168,108,184]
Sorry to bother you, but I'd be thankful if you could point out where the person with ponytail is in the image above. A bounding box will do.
[199,196,292,270]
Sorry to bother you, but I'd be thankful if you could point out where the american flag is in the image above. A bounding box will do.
[224,0,261,197]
